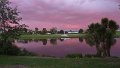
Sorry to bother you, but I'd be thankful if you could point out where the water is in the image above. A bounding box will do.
[15,38,120,57]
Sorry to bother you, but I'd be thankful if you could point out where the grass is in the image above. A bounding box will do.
[116,31,120,37]
[0,56,120,68]
[19,31,120,40]
[19,34,85,39]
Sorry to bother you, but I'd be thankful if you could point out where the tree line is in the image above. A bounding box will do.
[20,27,84,35]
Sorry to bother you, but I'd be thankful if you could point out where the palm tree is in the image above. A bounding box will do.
[86,18,119,57]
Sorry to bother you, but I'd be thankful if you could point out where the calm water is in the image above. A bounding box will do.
[15,38,120,57]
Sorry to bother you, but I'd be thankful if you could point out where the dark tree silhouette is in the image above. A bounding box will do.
[42,28,47,34]
[35,27,39,34]
[0,0,25,42]
[59,30,64,34]
[79,29,84,33]
[50,27,57,34]
[86,18,119,57]
[0,0,30,56]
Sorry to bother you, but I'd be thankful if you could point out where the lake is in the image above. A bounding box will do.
[15,38,120,57]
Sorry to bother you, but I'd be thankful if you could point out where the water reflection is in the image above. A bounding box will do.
[42,39,47,45]
[59,38,64,42]
[50,39,57,45]
[17,40,29,44]
[85,37,116,57]
[15,38,120,57]
[79,37,84,43]
[0,40,31,56]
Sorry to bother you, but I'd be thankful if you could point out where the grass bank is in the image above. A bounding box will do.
[0,56,120,68]
[116,31,120,37]
[19,34,85,39]
[19,31,120,40]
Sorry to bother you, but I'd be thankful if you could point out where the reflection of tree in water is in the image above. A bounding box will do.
[17,40,29,44]
[97,39,116,57]
[50,39,57,45]
[79,37,84,43]
[0,40,31,56]
[33,39,40,42]
[41,39,47,45]
[0,41,20,55]
[17,39,48,45]
[59,38,64,42]
[85,37,116,57]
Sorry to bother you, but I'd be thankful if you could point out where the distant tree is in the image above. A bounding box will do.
[65,31,68,34]
[59,30,64,34]
[35,27,39,34]
[50,27,57,34]
[28,29,33,35]
[79,29,84,33]
[42,28,47,34]
[22,28,28,33]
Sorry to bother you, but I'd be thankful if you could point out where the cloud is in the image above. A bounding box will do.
[10,0,120,30]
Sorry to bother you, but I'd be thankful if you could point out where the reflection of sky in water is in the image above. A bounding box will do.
[15,38,120,57]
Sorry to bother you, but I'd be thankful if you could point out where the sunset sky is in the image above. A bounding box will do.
[10,0,120,30]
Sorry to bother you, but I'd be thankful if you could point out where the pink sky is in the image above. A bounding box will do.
[10,0,120,30]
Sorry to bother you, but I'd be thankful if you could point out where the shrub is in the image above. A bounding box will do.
[66,54,83,58]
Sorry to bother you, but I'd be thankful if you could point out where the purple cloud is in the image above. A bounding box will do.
[10,0,120,30]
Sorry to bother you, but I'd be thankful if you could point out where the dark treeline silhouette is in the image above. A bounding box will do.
[20,27,84,35]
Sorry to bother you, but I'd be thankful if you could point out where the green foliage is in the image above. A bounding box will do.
[84,54,100,58]
[86,18,119,57]
[66,54,83,58]
[50,27,57,34]
[0,0,30,56]
[0,40,34,56]
[0,0,27,41]
[41,28,47,34]
[59,30,64,34]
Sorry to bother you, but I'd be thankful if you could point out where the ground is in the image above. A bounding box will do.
[19,31,120,39]
[19,34,85,39]
[0,56,120,68]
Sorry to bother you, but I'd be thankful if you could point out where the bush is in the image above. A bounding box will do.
[66,54,83,58]
[0,40,34,56]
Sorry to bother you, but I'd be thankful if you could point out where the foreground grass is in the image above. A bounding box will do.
[19,34,85,39]
[0,56,120,68]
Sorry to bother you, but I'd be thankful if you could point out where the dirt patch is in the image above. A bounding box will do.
[0,65,27,68]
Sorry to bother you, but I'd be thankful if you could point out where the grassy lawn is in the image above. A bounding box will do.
[0,56,120,68]
[116,31,120,37]
[19,34,85,39]
[19,31,120,40]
